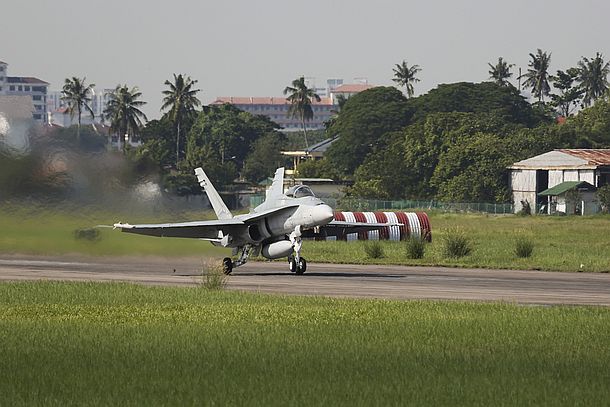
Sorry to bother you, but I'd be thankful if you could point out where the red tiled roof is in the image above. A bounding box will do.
[558,149,610,166]
[331,84,375,93]
[7,76,49,85]
[212,96,333,105]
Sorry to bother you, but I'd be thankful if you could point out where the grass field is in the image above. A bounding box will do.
[306,213,610,272]
[0,205,230,258]
[1,205,610,272]
[0,281,608,406]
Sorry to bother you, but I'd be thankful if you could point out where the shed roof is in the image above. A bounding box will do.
[538,181,596,196]
[557,149,610,165]
[510,149,610,170]
[306,136,338,153]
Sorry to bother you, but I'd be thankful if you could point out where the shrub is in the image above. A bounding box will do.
[597,184,610,214]
[73,228,100,241]
[518,200,532,216]
[405,237,425,259]
[202,259,228,290]
[515,236,534,258]
[364,241,384,259]
[442,228,473,258]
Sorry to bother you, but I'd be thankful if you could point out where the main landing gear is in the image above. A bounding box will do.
[288,255,307,275]
[222,245,253,275]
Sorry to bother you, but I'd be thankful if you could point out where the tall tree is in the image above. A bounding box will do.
[578,52,610,107]
[392,60,421,98]
[550,68,583,117]
[161,74,201,167]
[61,77,95,142]
[488,57,514,87]
[520,49,552,103]
[103,85,148,152]
[283,76,321,149]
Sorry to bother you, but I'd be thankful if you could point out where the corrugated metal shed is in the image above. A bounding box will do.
[510,149,610,170]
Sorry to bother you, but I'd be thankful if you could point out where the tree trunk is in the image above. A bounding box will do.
[301,115,309,149]
[77,106,82,143]
[175,121,181,168]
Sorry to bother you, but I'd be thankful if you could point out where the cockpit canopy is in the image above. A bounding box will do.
[285,185,315,198]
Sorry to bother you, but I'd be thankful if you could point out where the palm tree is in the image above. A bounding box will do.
[392,61,421,98]
[61,77,95,141]
[161,74,201,167]
[103,85,148,152]
[488,57,514,87]
[577,52,610,107]
[520,49,552,103]
[283,76,321,149]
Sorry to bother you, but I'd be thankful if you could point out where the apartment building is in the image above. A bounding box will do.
[212,80,375,131]
[0,60,49,123]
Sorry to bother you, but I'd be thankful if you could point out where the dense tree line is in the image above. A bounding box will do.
[4,50,610,204]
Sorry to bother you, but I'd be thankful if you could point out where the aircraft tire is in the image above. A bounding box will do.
[289,256,297,273]
[296,258,306,275]
[222,257,233,275]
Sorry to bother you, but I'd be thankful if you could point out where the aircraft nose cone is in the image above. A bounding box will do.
[313,204,334,225]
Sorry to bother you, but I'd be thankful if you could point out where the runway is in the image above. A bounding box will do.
[1,255,609,306]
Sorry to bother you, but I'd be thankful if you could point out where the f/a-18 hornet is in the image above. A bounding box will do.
[114,167,395,275]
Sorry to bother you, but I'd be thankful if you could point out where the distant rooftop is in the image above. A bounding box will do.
[7,76,49,85]
[331,84,375,93]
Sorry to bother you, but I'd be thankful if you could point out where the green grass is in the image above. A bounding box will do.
[0,281,608,406]
[2,206,610,272]
[0,205,229,258]
[304,213,610,272]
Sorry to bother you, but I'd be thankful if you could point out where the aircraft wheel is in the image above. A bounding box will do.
[222,257,233,275]
[289,256,297,273]
[296,257,307,275]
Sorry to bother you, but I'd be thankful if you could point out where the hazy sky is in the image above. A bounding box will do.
[2,0,609,119]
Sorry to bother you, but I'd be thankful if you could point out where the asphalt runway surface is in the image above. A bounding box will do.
[1,255,609,306]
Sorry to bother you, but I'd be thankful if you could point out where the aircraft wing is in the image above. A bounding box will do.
[237,204,300,222]
[113,219,244,239]
[303,220,402,239]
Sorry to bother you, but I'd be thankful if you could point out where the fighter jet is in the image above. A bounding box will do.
[113,167,395,275]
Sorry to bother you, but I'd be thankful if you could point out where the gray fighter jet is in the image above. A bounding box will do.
[114,167,394,274]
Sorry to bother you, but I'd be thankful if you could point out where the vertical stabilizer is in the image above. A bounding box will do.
[266,167,285,201]
[194,168,233,219]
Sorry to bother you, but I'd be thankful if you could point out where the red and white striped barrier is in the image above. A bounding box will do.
[328,211,431,242]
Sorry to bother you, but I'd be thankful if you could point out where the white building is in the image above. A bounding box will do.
[0,60,49,123]
[48,88,113,127]
[211,96,335,131]
[509,149,610,214]
[0,61,7,94]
